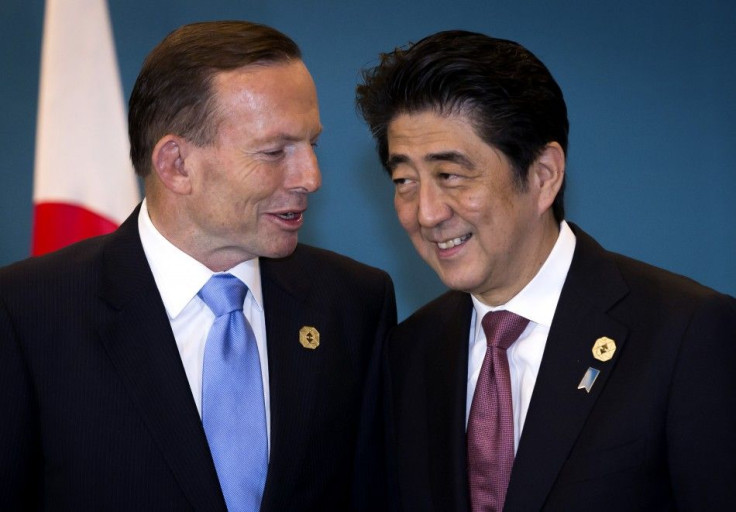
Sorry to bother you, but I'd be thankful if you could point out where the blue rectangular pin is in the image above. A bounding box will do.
[577,367,600,393]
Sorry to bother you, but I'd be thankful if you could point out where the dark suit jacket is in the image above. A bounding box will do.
[0,207,396,511]
[385,224,736,511]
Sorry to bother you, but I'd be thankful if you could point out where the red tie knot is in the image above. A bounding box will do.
[481,310,529,350]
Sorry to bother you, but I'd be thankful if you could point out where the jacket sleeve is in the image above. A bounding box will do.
[666,292,736,508]
[0,299,43,509]
[351,271,397,512]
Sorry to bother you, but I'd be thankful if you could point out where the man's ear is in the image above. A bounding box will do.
[530,141,565,214]
[151,135,192,195]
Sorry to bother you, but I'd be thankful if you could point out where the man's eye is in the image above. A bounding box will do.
[392,177,417,194]
[262,149,284,158]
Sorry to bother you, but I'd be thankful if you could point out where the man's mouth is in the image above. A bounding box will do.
[436,233,471,249]
[277,212,302,221]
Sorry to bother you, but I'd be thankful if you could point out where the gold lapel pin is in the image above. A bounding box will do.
[299,326,320,349]
[577,367,600,393]
[592,336,616,362]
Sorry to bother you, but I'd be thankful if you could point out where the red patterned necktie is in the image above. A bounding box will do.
[467,310,529,512]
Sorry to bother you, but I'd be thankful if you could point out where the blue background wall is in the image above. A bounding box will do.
[1,1,734,320]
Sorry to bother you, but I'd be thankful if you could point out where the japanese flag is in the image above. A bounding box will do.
[32,0,140,256]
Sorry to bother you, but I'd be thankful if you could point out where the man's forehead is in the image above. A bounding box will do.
[389,106,478,133]
[387,111,482,152]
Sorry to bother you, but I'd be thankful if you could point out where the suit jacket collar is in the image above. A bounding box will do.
[97,205,227,511]
[504,223,630,511]
[260,250,311,303]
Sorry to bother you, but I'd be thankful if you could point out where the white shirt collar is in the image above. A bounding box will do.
[471,220,576,328]
[137,198,264,319]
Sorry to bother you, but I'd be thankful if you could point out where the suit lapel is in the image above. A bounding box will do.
[505,225,630,511]
[424,291,473,512]
[258,250,325,506]
[97,208,226,511]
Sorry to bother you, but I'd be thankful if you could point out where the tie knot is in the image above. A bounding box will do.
[198,274,248,317]
[481,310,529,350]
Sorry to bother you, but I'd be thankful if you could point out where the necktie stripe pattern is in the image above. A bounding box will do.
[199,273,268,512]
[467,310,529,512]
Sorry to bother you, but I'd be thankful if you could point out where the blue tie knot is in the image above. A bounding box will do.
[198,274,248,317]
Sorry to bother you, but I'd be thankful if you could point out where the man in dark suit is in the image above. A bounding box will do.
[356,30,736,510]
[0,21,396,511]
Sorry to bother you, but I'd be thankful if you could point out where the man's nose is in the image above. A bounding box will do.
[291,145,321,193]
[417,182,450,227]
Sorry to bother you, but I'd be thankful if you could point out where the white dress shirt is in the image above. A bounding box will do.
[466,221,576,453]
[137,199,271,452]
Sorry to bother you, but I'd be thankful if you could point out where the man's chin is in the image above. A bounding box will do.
[436,270,483,295]
[261,240,299,260]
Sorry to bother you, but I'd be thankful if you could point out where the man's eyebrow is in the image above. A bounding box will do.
[386,154,408,171]
[387,151,474,172]
[252,127,324,145]
[386,151,475,170]
[426,151,474,169]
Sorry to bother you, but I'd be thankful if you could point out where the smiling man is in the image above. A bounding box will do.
[357,30,736,511]
[0,21,395,511]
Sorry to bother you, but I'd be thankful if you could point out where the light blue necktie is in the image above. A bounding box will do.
[199,274,268,512]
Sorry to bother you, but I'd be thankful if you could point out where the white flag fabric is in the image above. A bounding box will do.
[32,0,139,256]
